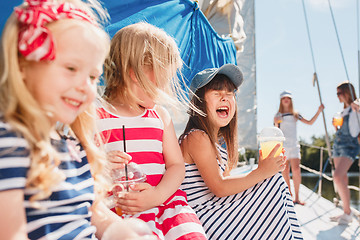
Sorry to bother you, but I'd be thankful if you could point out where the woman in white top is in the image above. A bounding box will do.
[330,82,360,224]
[274,91,324,205]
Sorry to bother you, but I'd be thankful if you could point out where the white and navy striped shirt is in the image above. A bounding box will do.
[0,120,97,239]
[180,130,303,239]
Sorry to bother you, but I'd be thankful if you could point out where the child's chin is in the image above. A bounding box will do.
[57,116,78,125]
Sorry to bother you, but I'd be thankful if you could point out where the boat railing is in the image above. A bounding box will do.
[299,142,360,202]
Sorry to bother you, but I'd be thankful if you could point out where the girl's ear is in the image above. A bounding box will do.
[129,68,138,83]
[18,58,28,81]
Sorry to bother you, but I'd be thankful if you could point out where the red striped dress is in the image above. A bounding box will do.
[96,106,207,240]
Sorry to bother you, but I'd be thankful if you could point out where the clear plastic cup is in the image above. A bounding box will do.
[258,127,285,158]
[332,112,343,128]
[110,162,146,215]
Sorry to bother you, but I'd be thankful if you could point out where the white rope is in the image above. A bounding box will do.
[299,164,333,181]
[300,142,327,150]
[300,163,360,192]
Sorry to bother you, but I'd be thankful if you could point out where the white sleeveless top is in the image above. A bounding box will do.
[278,112,302,148]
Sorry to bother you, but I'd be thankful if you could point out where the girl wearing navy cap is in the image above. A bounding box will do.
[179,65,303,239]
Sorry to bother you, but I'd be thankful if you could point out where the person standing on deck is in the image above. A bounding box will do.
[274,91,324,205]
[330,82,360,225]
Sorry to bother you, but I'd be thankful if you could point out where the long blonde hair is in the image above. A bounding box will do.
[103,22,187,109]
[0,0,110,204]
[278,97,299,119]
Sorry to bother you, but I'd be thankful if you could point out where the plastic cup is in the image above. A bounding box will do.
[110,162,146,216]
[275,112,283,124]
[332,112,343,128]
[258,127,285,158]
[112,177,146,215]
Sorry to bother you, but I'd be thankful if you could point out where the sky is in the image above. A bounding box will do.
[255,0,359,143]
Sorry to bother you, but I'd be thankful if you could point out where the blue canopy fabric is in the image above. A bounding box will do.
[0,0,237,88]
[0,0,22,30]
[103,0,237,87]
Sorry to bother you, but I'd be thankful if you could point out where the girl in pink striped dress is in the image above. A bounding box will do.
[96,22,207,240]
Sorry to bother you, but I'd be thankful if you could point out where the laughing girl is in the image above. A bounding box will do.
[179,64,303,240]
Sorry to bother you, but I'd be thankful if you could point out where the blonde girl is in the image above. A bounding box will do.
[0,1,154,239]
[96,22,207,239]
[274,91,324,205]
[330,82,360,224]
[179,64,303,239]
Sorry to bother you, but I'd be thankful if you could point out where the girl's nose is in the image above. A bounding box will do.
[77,76,92,92]
[220,93,229,101]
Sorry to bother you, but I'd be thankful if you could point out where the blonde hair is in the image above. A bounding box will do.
[103,22,187,109]
[278,97,299,119]
[0,0,110,204]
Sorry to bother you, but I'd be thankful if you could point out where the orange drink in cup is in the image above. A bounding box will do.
[258,127,285,158]
[111,162,146,216]
[112,177,146,215]
[111,183,125,215]
[275,112,283,124]
[332,112,343,128]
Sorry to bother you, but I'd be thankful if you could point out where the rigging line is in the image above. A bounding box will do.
[301,0,333,169]
[301,0,317,72]
[327,0,351,83]
[327,0,360,133]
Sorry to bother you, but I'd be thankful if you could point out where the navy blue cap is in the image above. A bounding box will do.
[189,64,243,98]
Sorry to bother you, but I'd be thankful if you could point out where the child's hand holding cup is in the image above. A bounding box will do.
[110,162,146,216]
[258,127,285,158]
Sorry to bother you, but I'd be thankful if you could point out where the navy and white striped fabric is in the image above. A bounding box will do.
[180,139,303,239]
[0,120,97,239]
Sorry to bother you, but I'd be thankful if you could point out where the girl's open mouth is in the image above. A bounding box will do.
[216,106,229,118]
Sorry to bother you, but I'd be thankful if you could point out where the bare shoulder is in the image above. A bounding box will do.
[182,130,212,150]
[181,130,215,164]
[154,105,171,125]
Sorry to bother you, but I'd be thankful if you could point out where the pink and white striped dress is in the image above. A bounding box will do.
[96,106,207,240]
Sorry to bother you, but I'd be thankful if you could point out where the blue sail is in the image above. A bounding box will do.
[103,0,237,87]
